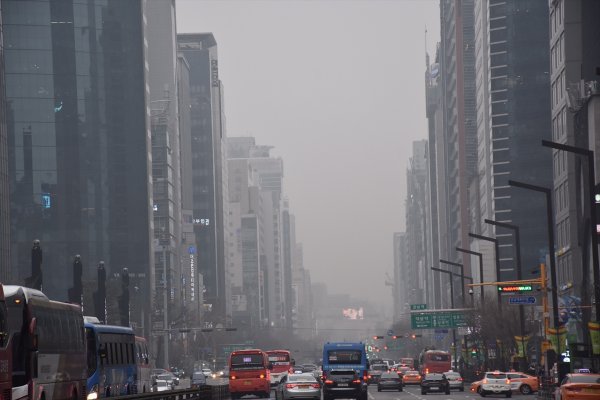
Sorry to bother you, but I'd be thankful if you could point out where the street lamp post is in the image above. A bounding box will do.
[440,259,465,306]
[508,179,560,357]
[485,219,527,367]
[468,232,502,309]
[431,267,457,368]
[542,140,600,323]
[456,247,484,304]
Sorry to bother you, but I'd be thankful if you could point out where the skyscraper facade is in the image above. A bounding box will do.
[177,33,229,321]
[4,0,152,330]
[0,3,10,281]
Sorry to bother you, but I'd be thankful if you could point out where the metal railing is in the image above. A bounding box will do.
[111,384,229,400]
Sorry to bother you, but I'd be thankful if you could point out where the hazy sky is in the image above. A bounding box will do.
[176,0,440,308]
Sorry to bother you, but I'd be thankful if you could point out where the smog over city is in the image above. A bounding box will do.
[177,0,440,310]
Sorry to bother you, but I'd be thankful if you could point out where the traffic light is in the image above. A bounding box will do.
[373,336,384,339]
[471,347,478,355]
[93,262,107,323]
[68,255,83,305]
[25,239,43,290]
[118,267,130,327]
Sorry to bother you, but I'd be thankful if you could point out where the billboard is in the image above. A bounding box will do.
[342,307,364,320]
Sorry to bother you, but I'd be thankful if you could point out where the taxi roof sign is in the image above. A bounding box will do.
[498,285,533,292]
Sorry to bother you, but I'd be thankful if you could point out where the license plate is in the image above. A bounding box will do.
[299,385,309,389]
[337,383,348,387]
[430,386,438,390]
[244,381,252,385]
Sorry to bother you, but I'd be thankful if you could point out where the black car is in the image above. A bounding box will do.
[420,373,450,395]
[323,369,367,400]
[377,372,403,392]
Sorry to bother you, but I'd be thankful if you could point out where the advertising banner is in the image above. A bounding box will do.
[514,335,530,358]
[588,321,600,355]
[548,326,568,354]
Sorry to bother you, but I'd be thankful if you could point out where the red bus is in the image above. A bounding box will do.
[229,349,270,399]
[135,336,152,393]
[266,350,292,387]
[6,285,87,400]
[0,285,10,400]
[419,350,451,374]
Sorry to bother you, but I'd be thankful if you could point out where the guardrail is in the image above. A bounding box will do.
[111,384,229,400]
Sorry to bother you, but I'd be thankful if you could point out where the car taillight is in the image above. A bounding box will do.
[367,375,372,379]
[352,379,361,384]
[505,379,510,385]
[325,380,334,385]
[311,383,320,389]
[231,376,237,380]
[259,374,265,379]
[425,369,429,374]
[483,379,488,384]
[286,384,297,389]
[458,378,463,381]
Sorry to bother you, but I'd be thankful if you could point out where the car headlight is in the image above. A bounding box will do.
[87,385,98,400]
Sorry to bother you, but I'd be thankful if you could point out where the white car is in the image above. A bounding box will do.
[480,371,511,398]
[154,380,170,392]
[202,368,213,378]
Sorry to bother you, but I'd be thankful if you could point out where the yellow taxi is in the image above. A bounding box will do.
[556,373,600,400]
[402,370,422,385]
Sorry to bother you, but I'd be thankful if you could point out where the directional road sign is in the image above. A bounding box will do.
[410,304,428,311]
[508,296,536,305]
[411,311,467,329]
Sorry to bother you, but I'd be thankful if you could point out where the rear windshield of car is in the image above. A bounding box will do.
[406,371,420,375]
[288,374,317,382]
[425,374,444,380]
[486,373,507,379]
[192,372,204,379]
[570,375,600,384]
[372,365,387,371]
[381,373,399,379]
[446,372,460,378]
[157,381,168,387]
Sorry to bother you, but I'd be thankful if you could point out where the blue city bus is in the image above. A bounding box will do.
[85,319,136,399]
[322,342,368,381]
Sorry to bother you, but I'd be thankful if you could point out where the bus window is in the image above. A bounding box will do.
[86,328,97,376]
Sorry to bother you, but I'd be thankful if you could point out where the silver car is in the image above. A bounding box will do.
[276,373,321,400]
[445,371,464,391]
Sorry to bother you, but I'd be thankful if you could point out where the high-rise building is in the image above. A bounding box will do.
[0,3,10,281]
[438,0,477,280]
[392,232,407,322]
[549,0,600,315]
[177,33,229,322]
[4,0,152,331]
[472,1,552,282]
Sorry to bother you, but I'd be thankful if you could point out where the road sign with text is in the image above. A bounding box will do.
[410,304,427,311]
[411,311,467,329]
[508,296,536,305]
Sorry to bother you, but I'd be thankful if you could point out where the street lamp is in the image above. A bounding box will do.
[468,232,502,308]
[542,139,600,323]
[484,219,527,366]
[457,247,484,304]
[508,179,560,354]
[440,259,465,306]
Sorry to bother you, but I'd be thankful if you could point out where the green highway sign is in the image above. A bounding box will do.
[410,304,428,311]
[411,311,467,329]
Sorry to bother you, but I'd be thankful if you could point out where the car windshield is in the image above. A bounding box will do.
[331,370,356,376]
[425,374,443,380]
[487,373,507,379]
[446,372,460,378]
[381,373,399,379]
[288,374,317,382]
[570,375,600,384]
[372,365,387,371]
[192,372,204,379]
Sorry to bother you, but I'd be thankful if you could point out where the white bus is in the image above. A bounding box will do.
[6,286,87,400]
